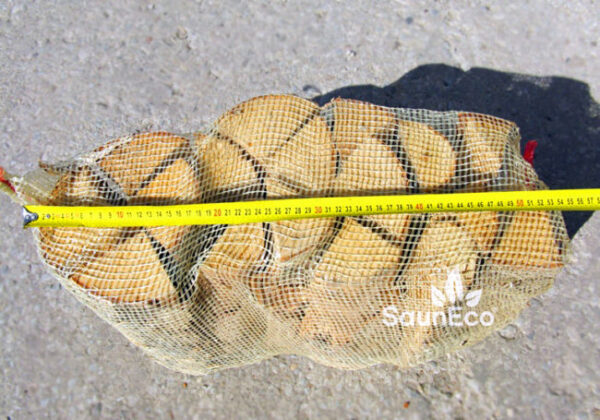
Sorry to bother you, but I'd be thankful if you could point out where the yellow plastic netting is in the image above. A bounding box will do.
[4,95,568,374]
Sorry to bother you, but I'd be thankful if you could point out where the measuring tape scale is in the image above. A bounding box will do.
[21,189,600,228]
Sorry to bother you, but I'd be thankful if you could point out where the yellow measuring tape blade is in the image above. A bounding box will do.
[23,189,600,228]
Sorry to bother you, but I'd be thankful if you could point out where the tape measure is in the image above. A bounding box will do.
[21,189,600,228]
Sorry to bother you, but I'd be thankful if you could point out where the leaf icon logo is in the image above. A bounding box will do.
[465,289,482,307]
[430,266,482,308]
[445,266,463,304]
[431,286,445,307]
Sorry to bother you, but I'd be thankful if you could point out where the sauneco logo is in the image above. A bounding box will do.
[382,266,495,328]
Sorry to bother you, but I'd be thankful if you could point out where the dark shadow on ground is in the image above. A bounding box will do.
[312,64,600,237]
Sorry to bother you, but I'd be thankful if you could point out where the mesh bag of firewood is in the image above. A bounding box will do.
[2,95,568,374]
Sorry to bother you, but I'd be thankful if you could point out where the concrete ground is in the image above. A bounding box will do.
[1,1,599,418]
